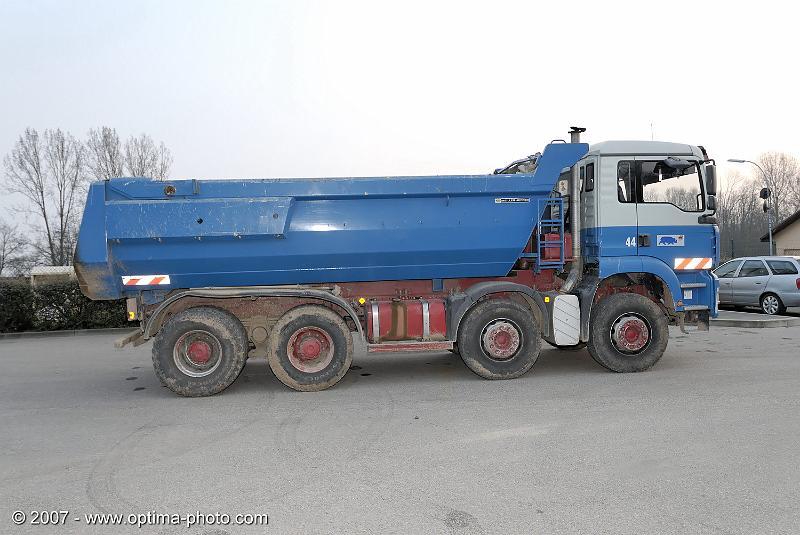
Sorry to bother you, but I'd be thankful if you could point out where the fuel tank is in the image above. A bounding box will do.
[366,299,447,343]
[74,142,588,300]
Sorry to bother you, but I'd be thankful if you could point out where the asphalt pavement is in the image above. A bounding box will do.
[1,324,799,534]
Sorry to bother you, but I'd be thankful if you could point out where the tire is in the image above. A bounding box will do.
[152,307,249,397]
[587,293,669,373]
[457,299,541,380]
[267,305,353,392]
[545,340,587,351]
[760,293,786,316]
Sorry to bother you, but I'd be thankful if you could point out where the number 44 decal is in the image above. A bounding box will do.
[625,236,637,247]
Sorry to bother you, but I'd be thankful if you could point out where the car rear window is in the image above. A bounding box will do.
[766,260,799,275]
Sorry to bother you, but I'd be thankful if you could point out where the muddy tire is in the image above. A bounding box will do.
[587,293,668,373]
[267,305,353,392]
[152,307,249,397]
[457,299,541,380]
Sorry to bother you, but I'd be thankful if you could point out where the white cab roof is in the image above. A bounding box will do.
[588,140,704,158]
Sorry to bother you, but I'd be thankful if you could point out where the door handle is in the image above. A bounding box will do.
[638,234,651,247]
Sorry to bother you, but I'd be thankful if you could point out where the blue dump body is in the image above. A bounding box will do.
[74,142,588,300]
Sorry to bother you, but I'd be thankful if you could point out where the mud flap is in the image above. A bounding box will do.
[114,329,146,348]
[541,293,580,346]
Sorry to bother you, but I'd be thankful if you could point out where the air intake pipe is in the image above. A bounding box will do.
[560,126,586,293]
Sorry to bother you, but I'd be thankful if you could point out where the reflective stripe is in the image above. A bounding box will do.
[673,258,712,270]
[122,275,171,286]
[421,300,430,340]
[371,303,380,342]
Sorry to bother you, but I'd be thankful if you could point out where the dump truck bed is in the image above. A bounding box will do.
[74,142,588,300]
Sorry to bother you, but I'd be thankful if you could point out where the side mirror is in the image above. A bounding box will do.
[705,165,717,196]
[706,195,716,212]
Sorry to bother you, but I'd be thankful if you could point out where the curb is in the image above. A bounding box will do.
[0,327,136,340]
[711,317,800,328]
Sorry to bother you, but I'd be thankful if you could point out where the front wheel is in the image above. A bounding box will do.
[587,293,668,373]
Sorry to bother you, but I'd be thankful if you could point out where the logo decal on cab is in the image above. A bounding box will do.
[657,235,684,247]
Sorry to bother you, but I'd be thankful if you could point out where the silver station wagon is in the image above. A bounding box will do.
[714,256,800,315]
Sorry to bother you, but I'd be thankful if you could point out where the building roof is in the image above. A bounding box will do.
[761,207,800,242]
[30,266,75,275]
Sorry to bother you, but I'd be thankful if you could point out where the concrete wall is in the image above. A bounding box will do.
[775,220,800,255]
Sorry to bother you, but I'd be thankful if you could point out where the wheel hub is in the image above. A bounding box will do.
[611,315,650,353]
[481,320,521,360]
[187,340,212,365]
[173,330,222,377]
[287,327,334,373]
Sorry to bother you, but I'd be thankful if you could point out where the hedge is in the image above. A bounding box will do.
[0,279,127,333]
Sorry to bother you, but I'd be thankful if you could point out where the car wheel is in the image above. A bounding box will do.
[760,293,786,316]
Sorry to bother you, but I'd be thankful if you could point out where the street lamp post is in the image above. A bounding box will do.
[728,158,774,256]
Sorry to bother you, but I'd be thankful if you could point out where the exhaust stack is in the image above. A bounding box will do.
[560,127,586,293]
[569,126,586,144]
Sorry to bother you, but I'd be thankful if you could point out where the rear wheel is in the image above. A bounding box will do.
[267,305,353,392]
[152,307,249,397]
[457,299,541,380]
[760,293,786,315]
[587,293,668,373]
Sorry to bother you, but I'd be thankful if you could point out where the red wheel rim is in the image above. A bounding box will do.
[286,327,334,373]
[611,314,650,353]
[481,319,522,360]
[173,330,222,377]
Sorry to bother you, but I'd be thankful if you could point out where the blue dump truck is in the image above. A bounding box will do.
[74,128,719,396]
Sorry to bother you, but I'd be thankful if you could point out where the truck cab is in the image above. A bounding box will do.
[575,141,719,324]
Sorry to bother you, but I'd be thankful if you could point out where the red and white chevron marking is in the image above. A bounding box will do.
[673,258,712,270]
[122,275,171,286]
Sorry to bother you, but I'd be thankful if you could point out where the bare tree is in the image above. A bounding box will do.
[3,128,86,266]
[758,152,800,222]
[153,141,173,181]
[85,126,124,180]
[717,171,773,259]
[44,129,85,265]
[5,253,38,277]
[0,219,26,276]
[124,133,172,180]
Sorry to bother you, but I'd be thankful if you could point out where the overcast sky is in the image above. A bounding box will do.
[1,0,799,215]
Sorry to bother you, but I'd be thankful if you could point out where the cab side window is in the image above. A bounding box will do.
[585,162,595,192]
[640,160,704,212]
[616,159,704,211]
[617,162,634,203]
[737,260,769,277]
